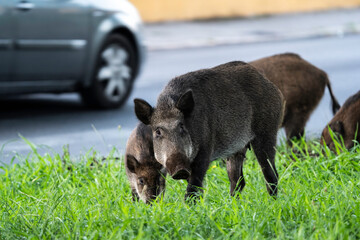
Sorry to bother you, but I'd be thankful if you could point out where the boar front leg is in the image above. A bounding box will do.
[283,110,309,143]
[226,149,247,196]
[185,150,211,201]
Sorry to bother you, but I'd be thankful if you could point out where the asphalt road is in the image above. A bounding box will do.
[1,35,359,164]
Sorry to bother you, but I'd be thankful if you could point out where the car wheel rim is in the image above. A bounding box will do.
[97,44,132,102]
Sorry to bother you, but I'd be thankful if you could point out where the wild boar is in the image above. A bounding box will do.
[125,123,166,204]
[134,61,284,200]
[321,90,360,150]
[250,53,340,141]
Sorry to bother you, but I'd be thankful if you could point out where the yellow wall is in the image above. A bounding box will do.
[130,0,360,22]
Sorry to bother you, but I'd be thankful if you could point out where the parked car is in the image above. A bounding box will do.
[0,0,146,108]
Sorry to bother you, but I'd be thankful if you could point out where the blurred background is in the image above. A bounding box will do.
[1,0,360,164]
[133,0,360,22]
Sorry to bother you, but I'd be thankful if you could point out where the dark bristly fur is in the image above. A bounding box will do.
[134,61,284,200]
[321,90,360,150]
[250,53,340,141]
[125,123,166,204]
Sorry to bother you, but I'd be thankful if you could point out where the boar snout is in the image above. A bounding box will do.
[147,192,158,204]
[166,153,191,180]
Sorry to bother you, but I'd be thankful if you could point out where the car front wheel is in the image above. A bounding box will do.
[81,34,137,109]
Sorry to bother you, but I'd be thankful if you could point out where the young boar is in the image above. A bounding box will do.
[134,61,284,200]
[321,90,360,150]
[250,53,340,141]
[125,123,166,204]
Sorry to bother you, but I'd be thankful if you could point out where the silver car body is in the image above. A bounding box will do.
[0,0,145,95]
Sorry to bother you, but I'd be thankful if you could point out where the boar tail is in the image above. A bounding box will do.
[326,81,341,115]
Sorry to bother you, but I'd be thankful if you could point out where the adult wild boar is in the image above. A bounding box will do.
[125,123,166,204]
[134,61,284,199]
[321,90,360,150]
[250,53,340,141]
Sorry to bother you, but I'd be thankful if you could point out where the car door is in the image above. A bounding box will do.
[14,0,90,83]
[0,0,14,82]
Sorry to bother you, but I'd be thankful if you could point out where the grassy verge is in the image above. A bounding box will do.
[0,140,359,239]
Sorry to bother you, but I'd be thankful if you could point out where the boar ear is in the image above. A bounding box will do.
[134,99,153,125]
[126,155,139,173]
[329,121,345,136]
[176,90,194,117]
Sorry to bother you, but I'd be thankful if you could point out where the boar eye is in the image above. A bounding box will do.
[155,128,161,137]
[138,178,145,186]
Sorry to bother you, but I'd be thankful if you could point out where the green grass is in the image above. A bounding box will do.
[0,139,359,239]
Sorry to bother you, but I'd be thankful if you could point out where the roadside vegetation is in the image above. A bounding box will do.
[0,137,359,239]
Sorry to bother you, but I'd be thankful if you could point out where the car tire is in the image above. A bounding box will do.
[81,34,138,109]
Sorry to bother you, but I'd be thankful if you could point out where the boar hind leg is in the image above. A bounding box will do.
[252,136,278,196]
[226,149,247,196]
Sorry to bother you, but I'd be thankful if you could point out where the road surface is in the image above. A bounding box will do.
[1,35,359,164]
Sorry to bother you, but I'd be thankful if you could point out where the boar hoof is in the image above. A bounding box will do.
[172,168,191,180]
